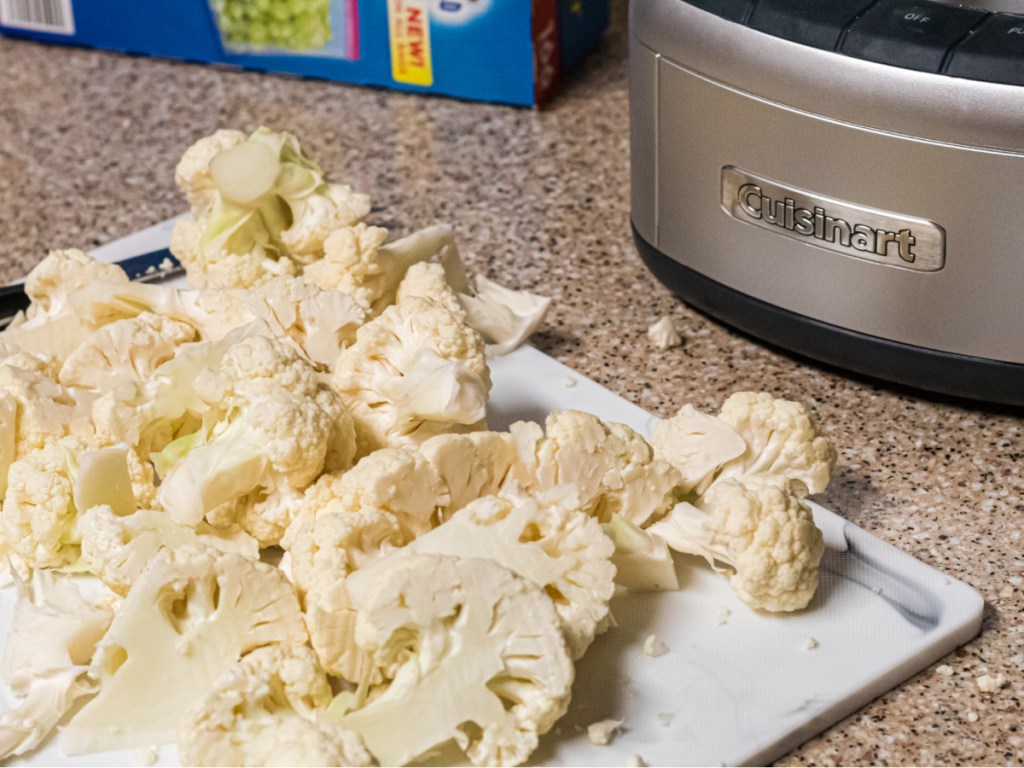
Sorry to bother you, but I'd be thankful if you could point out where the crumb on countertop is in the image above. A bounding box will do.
[627,755,648,767]
[717,607,732,626]
[976,673,1007,693]
[643,634,669,657]
[801,636,819,652]
[967,711,979,723]
[935,664,954,676]
[647,316,683,350]
[587,718,624,747]
[657,712,675,728]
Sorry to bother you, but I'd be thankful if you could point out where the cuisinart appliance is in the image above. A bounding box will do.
[630,0,1024,405]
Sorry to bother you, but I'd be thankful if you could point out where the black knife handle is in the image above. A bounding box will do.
[0,282,31,329]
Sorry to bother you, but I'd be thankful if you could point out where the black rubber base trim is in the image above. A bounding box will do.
[633,222,1024,407]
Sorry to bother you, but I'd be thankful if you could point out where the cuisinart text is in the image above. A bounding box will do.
[720,167,945,271]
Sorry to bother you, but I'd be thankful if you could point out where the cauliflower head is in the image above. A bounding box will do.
[648,473,825,612]
[339,553,574,767]
[717,391,837,494]
[179,644,372,768]
[60,546,308,754]
[332,295,491,454]
[512,410,681,527]
[407,485,616,659]
[154,334,356,545]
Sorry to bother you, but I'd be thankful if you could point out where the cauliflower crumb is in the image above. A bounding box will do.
[872,586,883,595]
[966,711,979,723]
[628,755,648,767]
[131,745,159,766]
[801,636,819,651]
[976,673,1007,693]
[562,376,577,388]
[657,712,674,728]
[642,634,669,657]
[717,607,732,626]
[647,316,682,350]
[935,664,954,677]
[587,718,623,747]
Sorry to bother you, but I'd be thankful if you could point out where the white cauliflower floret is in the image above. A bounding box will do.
[153,334,356,545]
[308,223,468,316]
[651,404,748,497]
[58,312,198,394]
[174,128,248,218]
[457,274,552,357]
[22,248,128,321]
[79,506,259,596]
[332,295,491,454]
[512,410,681,527]
[245,275,367,368]
[338,553,574,767]
[0,572,115,761]
[648,473,825,612]
[1,438,145,569]
[171,127,370,289]
[418,430,520,519]
[717,391,837,494]
[602,513,680,592]
[179,644,372,768]
[396,261,467,319]
[287,507,405,684]
[407,486,616,659]
[61,546,308,754]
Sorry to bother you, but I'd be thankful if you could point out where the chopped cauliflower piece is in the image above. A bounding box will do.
[179,644,372,767]
[407,485,616,659]
[801,636,819,652]
[418,430,520,519]
[649,473,825,612]
[61,546,307,754]
[457,275,552,356]
[652,404,748,497]
[58,313,198,394]
[332,295,491,454]
[339,553,573,767]
[587,718,623,746]
[397,261,467,320]
[174,129,248,218]
[976,673,1007,693]
[0,572,115,761]
[512,410,681,527]
[642,634,669,657]
[935,664,954,677]
[647,316,683,350]
[602,513,680,591]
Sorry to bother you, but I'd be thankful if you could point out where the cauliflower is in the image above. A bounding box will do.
[60,546,308,754]
[0,572,115,761]
[332,295,491,454]
[397,261,468,320]
[717,392,837,494]
[407,485,616,659]
[179,644,372,768]
[22,248,128,321]
[648,473,825,612]
[602,513,680,592]
[287,507,405,684]
[245,275,367,368]
[154,334,355,545]
[512,410,681,527]
[307,223,468,316]
[1,438,147,569]
[418,430,520,519]
[79,506,259,596]
[172,127,370,289]
[457,274,552,356]
[339,553,574,767]
[58,312,198,394]
[651,404,748,497]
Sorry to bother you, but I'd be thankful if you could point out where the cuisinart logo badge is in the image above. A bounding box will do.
[721,167,945,271]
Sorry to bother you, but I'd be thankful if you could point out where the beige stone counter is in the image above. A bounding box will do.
[1,2,1021,764]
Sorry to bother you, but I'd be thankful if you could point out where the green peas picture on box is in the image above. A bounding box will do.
[209,0,359,58]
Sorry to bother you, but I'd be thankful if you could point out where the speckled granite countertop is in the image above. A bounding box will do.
[1,2,1022,765]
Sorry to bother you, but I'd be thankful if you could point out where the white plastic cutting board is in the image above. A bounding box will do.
[1,221,984,767]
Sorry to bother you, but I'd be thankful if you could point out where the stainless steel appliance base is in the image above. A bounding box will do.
[633,223,1024,407]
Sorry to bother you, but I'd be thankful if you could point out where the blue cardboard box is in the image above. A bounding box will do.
[0,0,609,106]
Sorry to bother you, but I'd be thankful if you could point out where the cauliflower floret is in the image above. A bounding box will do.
[308,223,467,317]
[61,546,308,754]
[648,473,825,612]
[79,506,259,596]
[179,644,372,768]
[154,334,356,545]
[717,392,837,494]
[457,274,552,357]
[1,438,147,569]
[512,410,681,527]
[58,312,198,394]
[338,553,573,767]
[245,275,367,368]
[332,296,491,455]
[22,248,128,321]
[418,430,520,519]
[171,127,370,289]
[396,261,467,319]
[0,572,115,761]
[602,513,679,592]
[174,129,248,218]
[407,486,616,659]
[651,404,749,498]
